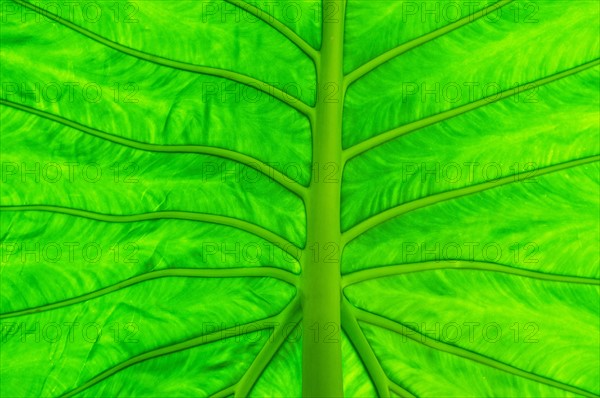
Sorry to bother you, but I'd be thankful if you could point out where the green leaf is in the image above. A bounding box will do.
[1,0,598,397]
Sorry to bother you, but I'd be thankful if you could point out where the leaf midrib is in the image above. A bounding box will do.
[2,0,598,396]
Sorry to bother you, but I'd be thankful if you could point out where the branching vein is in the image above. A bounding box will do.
[234,298,302,397]
[209,384,236,398]
[342,155,600,246]
[0,205,302,260]
[0,267,298,320]
[224,0,318,61]
[344,59,600,162]
[344,0,514,88]
[342,260,600,288]
[0,99,307,199]
[341,300,415,398]
[351,305,598,398]
[389,382,416,398]
[12,0,314,118]
[58,299,298,398]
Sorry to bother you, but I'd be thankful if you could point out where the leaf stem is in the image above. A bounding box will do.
[299,1,347,396]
